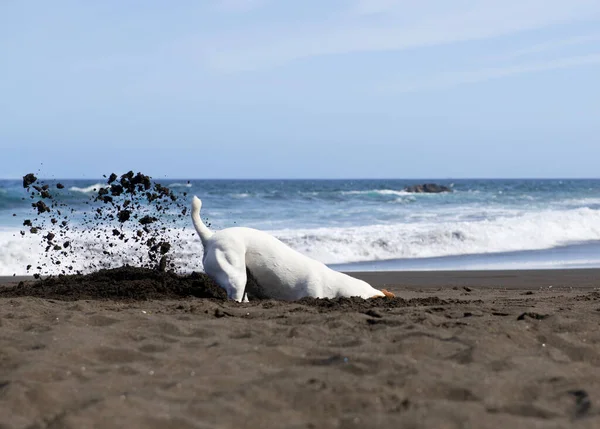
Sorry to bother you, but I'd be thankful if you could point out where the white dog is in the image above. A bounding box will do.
[191,196,395,302]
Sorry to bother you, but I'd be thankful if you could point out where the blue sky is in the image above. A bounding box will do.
[1,0,600,179]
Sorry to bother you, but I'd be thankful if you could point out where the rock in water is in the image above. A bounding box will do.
[404,183,452,193]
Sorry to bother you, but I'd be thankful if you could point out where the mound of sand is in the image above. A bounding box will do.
[0,266,227,301]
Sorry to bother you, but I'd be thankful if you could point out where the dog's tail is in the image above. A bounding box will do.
[191,196,214,247]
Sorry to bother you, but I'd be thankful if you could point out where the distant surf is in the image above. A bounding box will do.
[69,183,110,193]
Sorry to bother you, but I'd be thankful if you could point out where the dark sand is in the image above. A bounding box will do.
[1,269,600,428]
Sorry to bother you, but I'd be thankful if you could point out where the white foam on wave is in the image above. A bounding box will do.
[0,226,204,276]
[558,197,600,207]
[69,183,109,193]
[269,207,600,264]
[2,206,600,276]
[391,197,416,205]
[168,183,192,188]
[0,230,40,276]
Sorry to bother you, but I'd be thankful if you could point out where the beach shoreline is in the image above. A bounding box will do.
[2,267,600,289]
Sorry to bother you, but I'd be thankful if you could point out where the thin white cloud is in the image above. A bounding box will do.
[381,53,600,93]
[202,0,600,72]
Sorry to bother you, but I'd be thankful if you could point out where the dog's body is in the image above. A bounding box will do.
[191,196,393,302]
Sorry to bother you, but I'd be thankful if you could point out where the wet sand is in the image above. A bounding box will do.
[1,268,600,428]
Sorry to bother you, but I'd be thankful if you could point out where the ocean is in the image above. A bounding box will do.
[1,178,600,276]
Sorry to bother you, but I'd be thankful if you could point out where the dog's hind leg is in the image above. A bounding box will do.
[204,248,248,302]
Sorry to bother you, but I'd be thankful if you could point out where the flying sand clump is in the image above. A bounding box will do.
[19,171,192,278]
[14,171,266,302]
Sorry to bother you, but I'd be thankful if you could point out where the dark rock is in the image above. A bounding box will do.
[404,183,452,193]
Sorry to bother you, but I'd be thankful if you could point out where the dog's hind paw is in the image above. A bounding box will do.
[381,289,395,298]
[370,289,395,299]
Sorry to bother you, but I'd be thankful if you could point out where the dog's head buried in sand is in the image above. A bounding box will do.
[191,196,395,302]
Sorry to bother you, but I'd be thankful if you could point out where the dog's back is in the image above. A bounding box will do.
[206,226,326,300]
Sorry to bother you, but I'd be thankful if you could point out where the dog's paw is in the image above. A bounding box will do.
[382,289,395,298]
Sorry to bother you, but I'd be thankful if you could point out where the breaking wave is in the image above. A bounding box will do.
[270,207,600,264]
[3,207,599,275]
[168,183,192,188]
[69,183,109,194]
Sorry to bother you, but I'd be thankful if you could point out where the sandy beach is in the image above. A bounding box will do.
[0,268,598,428]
